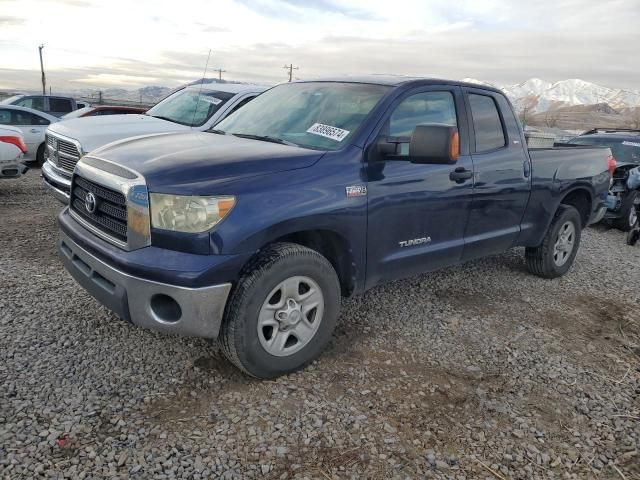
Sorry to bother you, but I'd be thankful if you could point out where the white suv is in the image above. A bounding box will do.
[43,83,267,203]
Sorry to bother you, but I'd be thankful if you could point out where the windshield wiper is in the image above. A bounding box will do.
[231,133,297,147]
[208,129,226,135]
[148,115,179,124]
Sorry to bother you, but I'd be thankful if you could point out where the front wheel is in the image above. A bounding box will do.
[35,143,46,167]
[525,205,582,279]
[218,243,341,378]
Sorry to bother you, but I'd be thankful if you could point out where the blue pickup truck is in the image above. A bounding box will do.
[57,77,612,378]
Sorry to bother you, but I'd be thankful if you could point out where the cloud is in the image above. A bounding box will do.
[197,23,231,34]
[0,0,638,92]
[0,16,25,26]
[235,0,379,21]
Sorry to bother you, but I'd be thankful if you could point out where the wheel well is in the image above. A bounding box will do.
[272,230,356,297]
[560,189,592,227]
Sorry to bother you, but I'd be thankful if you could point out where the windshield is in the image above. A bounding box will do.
[1,95,24,105]
[146,88,235,127]
[569,136,640,163]
[215,82,390,151]
[62,107,92,119]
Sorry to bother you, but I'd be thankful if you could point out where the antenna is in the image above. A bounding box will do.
[190,49,212,128]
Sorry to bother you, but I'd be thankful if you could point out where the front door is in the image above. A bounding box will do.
[365,87,474,288]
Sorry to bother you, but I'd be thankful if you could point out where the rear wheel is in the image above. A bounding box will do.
[218,243,341,378]
[525,205,582,279]
[613,190,640,232]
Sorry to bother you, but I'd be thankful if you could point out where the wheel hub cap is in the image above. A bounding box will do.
[276,299,302,329]
[553,221,576,267]
[257,276,325,357]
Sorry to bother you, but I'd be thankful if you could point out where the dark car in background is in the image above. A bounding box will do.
[568,129,640,230]
[1,95,84,117]
[61,105,147,119]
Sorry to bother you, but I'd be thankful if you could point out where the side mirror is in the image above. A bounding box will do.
[409,124,460,164]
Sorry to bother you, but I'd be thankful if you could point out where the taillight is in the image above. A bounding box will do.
[607,155,617,176]
[0,135,28,154]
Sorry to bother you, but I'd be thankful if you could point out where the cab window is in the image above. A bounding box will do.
[15,97,45,111]
[469,94,506,152]
[388,91,458,155]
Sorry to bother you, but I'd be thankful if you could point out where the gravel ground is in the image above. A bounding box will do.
[1,171,638,480]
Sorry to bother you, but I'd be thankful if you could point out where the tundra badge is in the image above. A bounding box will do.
[399,237,432,248]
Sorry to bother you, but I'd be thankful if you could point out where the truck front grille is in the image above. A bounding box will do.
[46,134,81,174]
[70,176,128,242]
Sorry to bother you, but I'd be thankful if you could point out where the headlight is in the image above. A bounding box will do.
[149,194,236,233]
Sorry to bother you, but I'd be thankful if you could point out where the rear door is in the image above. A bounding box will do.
[461,88,531,261]
[365,86,474,288]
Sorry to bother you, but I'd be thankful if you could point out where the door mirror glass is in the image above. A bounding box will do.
[409,124,460,164]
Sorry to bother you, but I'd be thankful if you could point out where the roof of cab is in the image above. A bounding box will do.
[185,82,268,94]
[295,75,504,93]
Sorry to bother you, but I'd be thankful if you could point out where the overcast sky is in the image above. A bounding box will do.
[1,0,639,92]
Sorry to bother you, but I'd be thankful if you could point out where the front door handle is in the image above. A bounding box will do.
[449,167,473,183]
[30,128,39,133]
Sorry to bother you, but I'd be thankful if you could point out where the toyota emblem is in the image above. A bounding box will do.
[85,192,97,214]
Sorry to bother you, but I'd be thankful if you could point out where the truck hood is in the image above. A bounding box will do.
[49,114,189,153]
[87,131,325,193]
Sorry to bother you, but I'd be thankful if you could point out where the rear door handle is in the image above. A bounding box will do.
[449,167,473,183]
[30,128,39,133]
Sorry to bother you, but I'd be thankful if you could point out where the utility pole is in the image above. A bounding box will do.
[38,45,46,95]
[213,68,226,81]
[283,64,299,82]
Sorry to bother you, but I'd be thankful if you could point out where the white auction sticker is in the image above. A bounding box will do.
[306,123,350,142]
[622,141,640,148]
[202,97,223,105]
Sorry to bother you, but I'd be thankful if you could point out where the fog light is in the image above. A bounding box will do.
[150,294,182,323]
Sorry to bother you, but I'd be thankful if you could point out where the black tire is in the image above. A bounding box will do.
[218,242,341,378]
[613,190,639,232]
[35,143,45,167]
[525,205,582,279]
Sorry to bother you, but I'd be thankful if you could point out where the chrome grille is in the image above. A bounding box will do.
[45,133,81,174]
[70,176,128,242]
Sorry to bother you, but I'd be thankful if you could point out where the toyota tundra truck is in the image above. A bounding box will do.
[56,77,613,378]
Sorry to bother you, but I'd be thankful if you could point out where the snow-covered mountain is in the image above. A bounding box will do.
[502,79,640,113]
[462,77,640,114]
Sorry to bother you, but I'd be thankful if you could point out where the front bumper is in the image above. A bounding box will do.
[589,205,608,225]
[42,160,71,204]
[0,161,28,178]
[58,230,232,338]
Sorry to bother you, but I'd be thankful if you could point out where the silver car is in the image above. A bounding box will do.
[0,105,59,164]
[43,83,267,203]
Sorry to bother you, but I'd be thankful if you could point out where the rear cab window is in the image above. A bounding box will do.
[468,94,506,152]
[50,98,74,113]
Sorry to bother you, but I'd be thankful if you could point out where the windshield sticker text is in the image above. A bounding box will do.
[622,141,640,148]
[306,123,350,142]
[202,97,223,105]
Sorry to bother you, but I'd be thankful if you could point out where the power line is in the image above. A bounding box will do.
[212,68,226,81]
[283,64,299,82]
